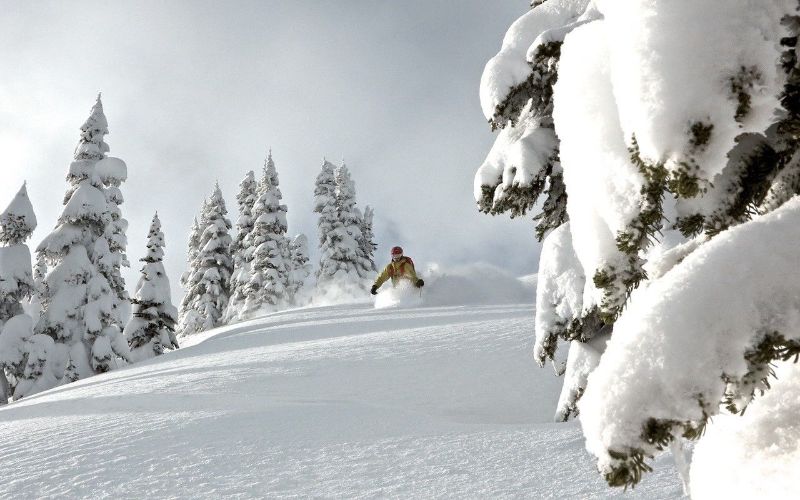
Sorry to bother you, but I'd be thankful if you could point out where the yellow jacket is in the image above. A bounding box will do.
[373,257,418,288]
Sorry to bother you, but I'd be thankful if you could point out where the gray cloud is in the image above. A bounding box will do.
[0,0,537,304]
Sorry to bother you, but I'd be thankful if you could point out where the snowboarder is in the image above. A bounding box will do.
[370,246,424,295]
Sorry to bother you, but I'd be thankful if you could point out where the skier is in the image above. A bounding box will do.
[370,246,424,295]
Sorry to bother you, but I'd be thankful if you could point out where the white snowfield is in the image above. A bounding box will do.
[0,303,682,498]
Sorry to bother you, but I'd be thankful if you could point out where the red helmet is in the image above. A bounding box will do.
[390,246,403,256]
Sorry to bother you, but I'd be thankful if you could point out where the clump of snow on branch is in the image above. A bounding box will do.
[476,0,800,493]
[532,222,584,367]
[580,197,800,485]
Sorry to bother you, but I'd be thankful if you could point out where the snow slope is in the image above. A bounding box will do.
[0,303,682,498]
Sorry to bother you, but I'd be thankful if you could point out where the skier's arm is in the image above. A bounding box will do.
[405,262,419,282]
[373,264,392,288]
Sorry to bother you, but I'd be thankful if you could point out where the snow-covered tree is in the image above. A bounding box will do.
[239,152,291,318]
[181,216,203,290]
[0,183,42,403]
[96,155,130,323]
[224,170,258,322]
[0,184,37,326]
[358,205,377,276]
[314,159,338,281]
[124,213,178,360]
[287,234,311,303]
[178,184,233,334]
[36,95,131,381]
[316,162,371,292]
[479,0,800,493]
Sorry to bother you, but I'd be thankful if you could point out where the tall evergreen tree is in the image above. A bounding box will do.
[240,152,291,318]
[314,159,339,282]
[287,234,311,303]
[124,213,179,359]
[224,170,258,323]
[35,95,131,380]
[357,205,377,277]
[316,162,370,290]
[0,183,39,403]
[0,184,37,325]
[178,184,233,334]
[181,216,202,290]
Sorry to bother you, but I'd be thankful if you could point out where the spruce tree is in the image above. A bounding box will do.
[224,170,258,323]
[358,205,377,277]
[287,234,311,303]
[317,162,370,289]
[178,184,233,334]
[314,159,339,282]
[240,152,291,318]
[124,213,179,359]
[0,184,37,325]
[35,95,131,379]
[0,183,38,403]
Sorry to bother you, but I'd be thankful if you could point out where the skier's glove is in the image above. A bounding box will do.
[370,285,378,295]
[416,279,424,288]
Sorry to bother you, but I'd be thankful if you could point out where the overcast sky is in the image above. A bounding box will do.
[0,0,535,303]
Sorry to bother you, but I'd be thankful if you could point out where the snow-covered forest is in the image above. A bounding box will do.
[1,0,798,498]
[0,95,379,402]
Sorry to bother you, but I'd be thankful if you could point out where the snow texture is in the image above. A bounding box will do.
[690,360,800,499]
[553,19,645,314]
[0,302,684,498]
[596,0,790,185]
